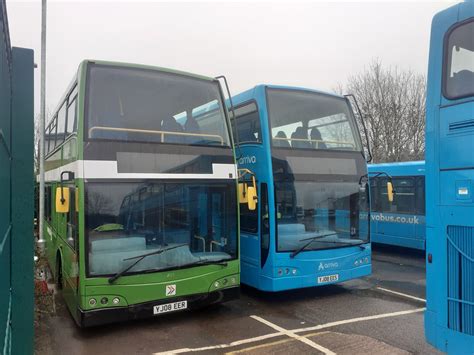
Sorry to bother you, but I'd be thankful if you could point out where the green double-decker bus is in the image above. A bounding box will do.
[42,60,241,327]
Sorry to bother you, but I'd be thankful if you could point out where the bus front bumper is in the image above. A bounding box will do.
[76,286,240,327]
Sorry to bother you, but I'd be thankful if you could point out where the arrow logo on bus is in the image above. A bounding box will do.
[166,284,176,296]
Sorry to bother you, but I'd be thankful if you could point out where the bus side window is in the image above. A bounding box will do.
[388,177,416,214]
[416,176,425,216]
[66,96,77,135]
[444,20,474,99]
[56,102,67,146]
[232,101,261,144]
[45,185,51,222]
[240,181,258,233]
[67,187,78,249]
[260,183,269,268]
[370,178,379,212]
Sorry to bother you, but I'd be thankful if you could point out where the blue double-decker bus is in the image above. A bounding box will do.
[368,161,426,250]
[425,2,474,353]
[231,85,372,292]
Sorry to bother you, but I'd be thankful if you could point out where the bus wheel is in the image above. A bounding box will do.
[56,254,63,290]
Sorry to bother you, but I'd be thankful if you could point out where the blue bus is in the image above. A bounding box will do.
[368,161,426,250]
[425,2,474,353]
[230,85,372,292]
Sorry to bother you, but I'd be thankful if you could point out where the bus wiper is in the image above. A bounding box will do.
[303,239,367,250]
[108,243,188,284]
[290,233,338,258]
[178,259,229,268]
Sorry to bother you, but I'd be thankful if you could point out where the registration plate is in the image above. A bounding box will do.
[153,301,187,315]
[317,274,339,284]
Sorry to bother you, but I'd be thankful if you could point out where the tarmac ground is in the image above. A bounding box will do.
[36,244,441,355]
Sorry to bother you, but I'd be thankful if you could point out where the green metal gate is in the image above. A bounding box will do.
[1,1,34,354]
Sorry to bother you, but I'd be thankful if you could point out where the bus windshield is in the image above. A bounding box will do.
[85,182,237,277]
[267,88,361,151]
[86,64,231,147]
[275,180,369,252]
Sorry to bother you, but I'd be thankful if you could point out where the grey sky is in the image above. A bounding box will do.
[7,1,453,117]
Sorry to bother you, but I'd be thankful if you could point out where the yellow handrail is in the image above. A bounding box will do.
[89,126,225,145]
[272,136,355,148]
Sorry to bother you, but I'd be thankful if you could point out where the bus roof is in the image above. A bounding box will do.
[368,161,425,176]
[81,59,217,82]
[231,84,346,104]
[47,60,218,126]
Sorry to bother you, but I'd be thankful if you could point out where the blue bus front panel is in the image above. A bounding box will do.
[241,238,371,292]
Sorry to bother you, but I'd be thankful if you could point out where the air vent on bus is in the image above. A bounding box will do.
[447,225,474,336]
[449,119,474,132]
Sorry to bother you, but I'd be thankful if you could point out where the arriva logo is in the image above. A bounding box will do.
[239,155,257,165]
[318,262,339,271]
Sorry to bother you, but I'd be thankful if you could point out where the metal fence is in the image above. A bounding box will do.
[0,1,34,353]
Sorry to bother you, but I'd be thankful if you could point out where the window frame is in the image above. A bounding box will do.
[66,84,78,135]
[372,175,420,215]
[265,87,362,152]
[442,18,474,100]
[83,63,232,148]
[83,180,238,278]
[56,101,67,146]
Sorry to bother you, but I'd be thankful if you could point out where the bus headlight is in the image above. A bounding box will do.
[89,298,97,306]
[112,297,120,305]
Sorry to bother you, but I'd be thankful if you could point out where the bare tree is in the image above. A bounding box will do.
[34,108,52,174]
[338,60,426,163]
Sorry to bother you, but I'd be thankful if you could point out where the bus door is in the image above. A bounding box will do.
[56,183,79,294]
[239,181,260,268]
[414,176,426,243]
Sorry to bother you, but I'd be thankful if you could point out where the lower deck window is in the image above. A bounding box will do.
[85,181,237,276]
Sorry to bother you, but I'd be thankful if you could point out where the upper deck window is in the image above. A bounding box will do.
[85,64,231,147]
[266,88,361,151]
[231,101,262,144]
[444,20,474,99]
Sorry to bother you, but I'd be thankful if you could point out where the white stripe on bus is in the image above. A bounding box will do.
[38,160,237,182]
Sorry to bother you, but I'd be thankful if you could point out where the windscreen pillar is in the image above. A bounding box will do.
[10,47,34,355]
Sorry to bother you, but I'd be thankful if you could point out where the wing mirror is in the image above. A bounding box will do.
[55,171,75,214]
[387,181,394,202]
[238,168,258,211]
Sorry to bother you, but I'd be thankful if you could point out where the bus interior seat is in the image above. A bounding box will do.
[277,223,306,249]
[450,70,474,96]
[278,223,306,235]
[183,115,201,144]
[90,236,146,254]
[162,229,190,245]
[88,235,199,275]
[274,131,291,148]
[193,251,230,260]
[291,127,311,148]
[161,116,184,143]
[310,127,327,149]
